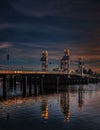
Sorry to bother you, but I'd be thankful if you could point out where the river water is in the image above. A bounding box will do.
[0,83,100,130]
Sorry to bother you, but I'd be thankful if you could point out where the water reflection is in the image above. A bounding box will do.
[60,87,70,122]
[78,85,84,111]
[41,99,48,119]
[6,113,10,120]
[0,82,100,130]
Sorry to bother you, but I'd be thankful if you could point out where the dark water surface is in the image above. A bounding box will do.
[0,83,100,130]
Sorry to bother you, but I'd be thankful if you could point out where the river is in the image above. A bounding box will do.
[0,83,100,130]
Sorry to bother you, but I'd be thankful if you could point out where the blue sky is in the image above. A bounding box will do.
[0,0,100,72]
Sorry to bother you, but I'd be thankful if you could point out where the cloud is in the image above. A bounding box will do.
[0,23,15,30]
[11,0,57,17]
[0,42,12,49]
[10,0,100,23]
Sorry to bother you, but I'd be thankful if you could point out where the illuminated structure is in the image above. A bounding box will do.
[60,49,70,76]
[78,56,84,77]
[41,50,48,71]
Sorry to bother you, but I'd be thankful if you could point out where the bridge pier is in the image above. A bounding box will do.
[3,76,7,99]
[14,76,16,90]
[40,77,44,94]
[9,75,13,88]
[57,77,59,92]
[29,76,32,96]
[20,76,23,91]
[22,76,27,97]
[34,84,37,96]
[34,76,41,95]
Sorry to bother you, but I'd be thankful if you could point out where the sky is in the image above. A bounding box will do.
[0,0,100,72]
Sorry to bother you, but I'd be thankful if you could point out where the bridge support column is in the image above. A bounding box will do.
[57,77,59,93]
[34,84,37,96]
[3,76,7,99]
[20,76,23,91]
[34,77,39,96]
[40,77,44,94]
[14,76,16,90]
[22,76,27,97]
[29,76,32,96]
[9,75,13,88]
[34,77,38,96]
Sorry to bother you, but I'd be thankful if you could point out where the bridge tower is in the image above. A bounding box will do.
[60,49,70,76]
[41,50,48,71]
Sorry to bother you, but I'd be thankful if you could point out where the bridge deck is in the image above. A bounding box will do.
[0,70,66,75]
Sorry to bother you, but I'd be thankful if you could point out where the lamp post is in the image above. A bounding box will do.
[7,49,10,70]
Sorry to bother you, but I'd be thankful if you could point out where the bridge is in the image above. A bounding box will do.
[0,69,99,99]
